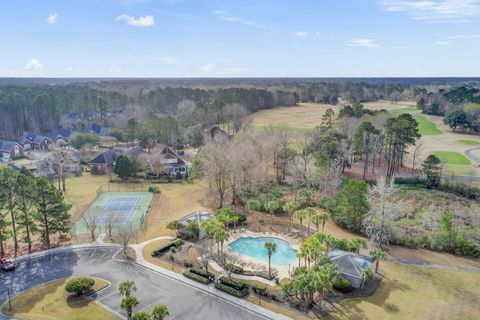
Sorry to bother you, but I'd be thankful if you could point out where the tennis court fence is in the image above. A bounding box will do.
[96,182,151,198]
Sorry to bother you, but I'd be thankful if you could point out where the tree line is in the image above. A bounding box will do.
[0,167,71,257]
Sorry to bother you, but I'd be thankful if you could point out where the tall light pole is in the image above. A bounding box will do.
[7,287,12,311]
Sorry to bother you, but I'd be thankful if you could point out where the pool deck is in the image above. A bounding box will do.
[223,230,301,280]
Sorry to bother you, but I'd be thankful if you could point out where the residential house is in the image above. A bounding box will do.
[89,149,117,174]
[205,125,234,143]
[328,249,374,289]
[140,145,190,177]
[83,123,110,136]
[17,133,54,151]
[47,128,74,142]
[0,140,24,160]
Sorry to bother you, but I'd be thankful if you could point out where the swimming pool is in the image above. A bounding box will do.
[228,237,297,265]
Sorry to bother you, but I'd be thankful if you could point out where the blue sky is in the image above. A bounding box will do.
[1,0,479,77]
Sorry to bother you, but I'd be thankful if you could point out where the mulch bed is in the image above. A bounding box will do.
[114,247,137,261]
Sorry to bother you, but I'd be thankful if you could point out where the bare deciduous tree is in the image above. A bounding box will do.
[364,176,397,248]
[81,208,100,242]
[115,226,134,258]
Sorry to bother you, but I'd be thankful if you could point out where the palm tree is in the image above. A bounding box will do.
[132,312,151,320]
[283,200,300,232]
[360,267,374,290]
[264,200,279,228]
[245,199,260,214]
[121,295,140,320]
[166,221,182,237]
[370,248,387,273]
[294,209,307,237]
[317,211,330,232]
[118,280,137,297]
[231,214,239,232]
[214,226,228,263]
[304,207,318,237]
[151,304,170,320]
[264,240,277,278]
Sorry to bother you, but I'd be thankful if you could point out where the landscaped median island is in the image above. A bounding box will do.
[1,277,116,320]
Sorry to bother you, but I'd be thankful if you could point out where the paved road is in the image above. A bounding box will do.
[0,247,268,320]
[465,147,480,164]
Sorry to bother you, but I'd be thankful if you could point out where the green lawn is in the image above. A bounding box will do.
[388,107,419,117]
[412,115,442,136]
[330,262,480,320]
[2,278,117,320]
[432,151,471,165]
[459,139,480,145]
[388,108,442,136]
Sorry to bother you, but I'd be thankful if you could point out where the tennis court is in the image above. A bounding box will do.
[74,191,154,234]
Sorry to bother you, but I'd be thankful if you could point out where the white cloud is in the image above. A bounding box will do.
[348,38,380,48]
[378,0,480,22]
[116,14,155,27]
[314,32,321,37]
[211,10,266,29]
[200,63,214,72]
[295,31,308,37]
[25,58,43,71]
[46,13,59,24]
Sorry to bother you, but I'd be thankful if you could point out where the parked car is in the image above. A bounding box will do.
[0,258,16,271]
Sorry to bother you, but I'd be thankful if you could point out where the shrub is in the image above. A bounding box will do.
[148,185,160,194]
[215,283,248,298]
[183,271,211,284]
[151,240,184,257]
[175,171,183,180]
[334,277,354,293]
[190,268,215,281]
[251,283,267,295]
[289,299,302,309]
[183,259,194,268]
[219,276,245,290]
[65,277,95,296]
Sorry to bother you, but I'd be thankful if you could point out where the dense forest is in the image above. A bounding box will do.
[1,79,479,140]
[417,86,480,133]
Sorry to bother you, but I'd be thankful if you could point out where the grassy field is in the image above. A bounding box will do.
[432,151,471,165]
[388,107,419,117]
[64,174,110,218]
[141,239,186,273]
[1,278,117,320]
[329,262,480,320]
[411,115,442,136]
[459,139,480,145]
[137,181,209,242]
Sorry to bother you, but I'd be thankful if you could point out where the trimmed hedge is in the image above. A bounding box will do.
[151,239,184,257]
[215,283,249,298]
[183,271,212,284]
[219,276,245,290]
[190,268,215,281]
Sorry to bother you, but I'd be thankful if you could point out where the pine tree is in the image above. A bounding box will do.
[34,178,72,248]
[16,173,37,253]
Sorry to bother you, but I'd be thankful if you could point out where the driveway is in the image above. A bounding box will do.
[0,247,269,320]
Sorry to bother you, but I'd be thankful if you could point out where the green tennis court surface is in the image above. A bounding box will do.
[74,192,154,234]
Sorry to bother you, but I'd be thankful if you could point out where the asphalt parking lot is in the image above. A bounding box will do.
[0,247,268,320]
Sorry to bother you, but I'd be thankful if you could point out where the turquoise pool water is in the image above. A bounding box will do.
[228,237,297,265]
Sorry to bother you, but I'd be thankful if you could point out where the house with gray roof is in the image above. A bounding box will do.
[17,133,53,151]
[89,149,117,174]
[0,140,24,160]
[328,249,373,289]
